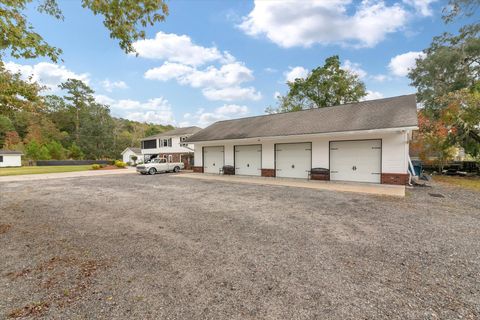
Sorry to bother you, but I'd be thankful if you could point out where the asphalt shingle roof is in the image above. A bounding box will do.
[127,147,142,154]
[0,150,23,155]
[142,126,202,141]
[186,95,418,142]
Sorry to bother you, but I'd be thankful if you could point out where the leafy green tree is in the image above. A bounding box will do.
[68,142,84,160]
[38,145,51,160]
[131,155,138,165]
[408,26,479,110]
[0,0,169,62]
[442,0,479,23]
[268,56,367,113]
[0,62,44,116]
[408,0,479,157]
[0,115,14,147]
[46,140,65,160]
[25,140,41,160]
[59,79,95,143]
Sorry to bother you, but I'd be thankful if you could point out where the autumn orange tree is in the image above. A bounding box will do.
[411,110,456,172]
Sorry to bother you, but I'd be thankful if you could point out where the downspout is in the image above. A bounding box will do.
[408,155,416,186]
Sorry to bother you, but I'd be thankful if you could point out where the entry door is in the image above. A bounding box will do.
[203,146,224,173]
[235,145,261,176]
[330,140,381,183]
[275,143,311,179]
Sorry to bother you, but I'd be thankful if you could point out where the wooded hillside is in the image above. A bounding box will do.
[0,71,173,160]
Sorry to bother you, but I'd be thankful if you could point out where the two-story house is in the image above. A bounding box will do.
[140,126,202,168]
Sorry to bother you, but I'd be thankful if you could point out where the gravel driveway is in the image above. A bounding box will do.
[1,174,479,319]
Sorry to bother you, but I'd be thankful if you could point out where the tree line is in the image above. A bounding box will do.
[0,74,172,160]
[0,0,171,161]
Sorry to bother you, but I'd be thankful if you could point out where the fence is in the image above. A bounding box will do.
[35,160,113,166]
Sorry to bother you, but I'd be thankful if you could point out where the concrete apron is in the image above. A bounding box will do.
[175,173,406,197]
[0,167,136,183]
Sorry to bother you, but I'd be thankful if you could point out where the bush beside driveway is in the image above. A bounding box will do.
[0,175,479,319]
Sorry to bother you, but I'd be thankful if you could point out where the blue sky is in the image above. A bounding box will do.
[4,0,462,127]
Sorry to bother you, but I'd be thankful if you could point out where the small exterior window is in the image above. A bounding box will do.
[142,139,157,149]
[168,155,173,162]
[0,156,3,162]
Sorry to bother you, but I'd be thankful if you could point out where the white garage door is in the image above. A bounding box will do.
[235,145,261,176]
[203,146,224,174]
[275,143,311,179]
[330,140,381,183]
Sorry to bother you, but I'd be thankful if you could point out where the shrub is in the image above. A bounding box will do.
[114,160,126,168]
[92,164,101,170]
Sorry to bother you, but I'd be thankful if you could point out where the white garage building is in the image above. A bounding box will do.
[186,95,418,185]
[0,150,23,167]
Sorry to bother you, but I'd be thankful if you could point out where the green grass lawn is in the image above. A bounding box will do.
[0,165,92,176]
[433,175,480,192]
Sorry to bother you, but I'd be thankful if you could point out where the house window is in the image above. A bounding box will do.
[0,156,3,162]
[142,139,157,149]
[161,138,172,147]
[168,155,173,162]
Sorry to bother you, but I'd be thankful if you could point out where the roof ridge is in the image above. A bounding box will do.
[211,94,416,124]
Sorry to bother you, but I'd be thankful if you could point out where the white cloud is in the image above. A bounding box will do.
[95,95,175,125]
[372,74,390,82]
[202,86,261,101]
[403,0,437,16]
[137,32,261,102]
[238,1,408,48]
[264,67,278,73]
[101,79,128,92]
[94,94,116,105]
[145,62,260,101]
[145,62,253,88]
[363,90,384,101]
[132,31,234,66]
[342,60,367,78]
[388,51,426,77]
[4,61,90,91]
[182,104,250,127]
[144,62,194,82]
[216,104,249,115]
[274,91,281,99]
[284,66,308,82]
[125,110,175,125]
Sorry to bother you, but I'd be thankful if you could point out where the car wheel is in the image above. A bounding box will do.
[148,168,157,175]
[173,166,180,173]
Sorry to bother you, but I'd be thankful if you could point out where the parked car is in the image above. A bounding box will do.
[136,158,184,175]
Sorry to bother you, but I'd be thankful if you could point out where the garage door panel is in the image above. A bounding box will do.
[203,146,224,174]
[330,140,381,183]
[275,143,311,179]
[235,145,261,176]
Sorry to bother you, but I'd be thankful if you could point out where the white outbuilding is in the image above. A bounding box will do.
[0,150,23,167]
[186,95,418,185]
[121,147,143,164]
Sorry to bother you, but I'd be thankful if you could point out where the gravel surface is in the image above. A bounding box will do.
[0,174,479,319]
